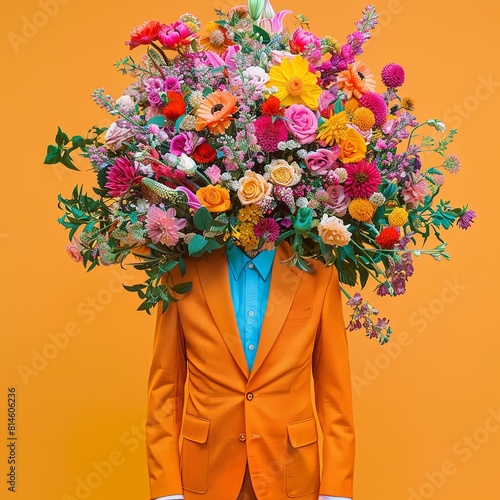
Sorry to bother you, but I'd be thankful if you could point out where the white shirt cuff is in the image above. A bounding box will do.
[153,496,184,500]
[319,496,352,500]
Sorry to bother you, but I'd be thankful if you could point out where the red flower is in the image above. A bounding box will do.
[163,92,186,121]
[192,142,217,164]
[261,96,283,116]
[375,227,400,249]
[125,20,162,50]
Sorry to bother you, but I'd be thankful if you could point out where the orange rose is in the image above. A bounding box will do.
[339,127,367,164]
[196,185,231,212]
[238,171,272,205]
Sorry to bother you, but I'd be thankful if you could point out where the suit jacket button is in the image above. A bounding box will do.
[239,433,246,442]
[246,393,254,401]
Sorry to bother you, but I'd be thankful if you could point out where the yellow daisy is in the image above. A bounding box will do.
[267,55,322,110]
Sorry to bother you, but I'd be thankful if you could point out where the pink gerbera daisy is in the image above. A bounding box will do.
[343,160,382,199]
[253,217,281,243]
[105,157,143,197]
[146,205,187,247]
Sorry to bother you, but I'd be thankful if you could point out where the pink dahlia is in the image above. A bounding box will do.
[402,177,429,208]
[254,217,281,243]
[381,63,405,88]
[254,115,288,152]
[105,158,142,197]
[359,92,388,127]
[146,205,187,247]
[343,160,382,198]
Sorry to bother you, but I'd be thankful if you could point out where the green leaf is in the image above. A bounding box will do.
[193,207,214,231]
[172,282,193,295]
[55,127,69,146]
[159,260,179,274]
[252,24,271,44]
[97,167,109,189]
[60,151,79,171]
[72,135,86,148]
[123,284,147,292]
[44,145,61,165]
[382,182,398,200]
[147,115,166,127]
[188,234,208,256]
[334,98,344,114]
[178,255,186,276]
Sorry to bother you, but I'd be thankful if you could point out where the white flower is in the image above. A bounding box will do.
[428,119,446,133]
[177,154,197,176]
[242,66,270,91]
[116,95,135,114]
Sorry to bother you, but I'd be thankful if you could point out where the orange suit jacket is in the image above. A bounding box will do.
[146,243,355,499]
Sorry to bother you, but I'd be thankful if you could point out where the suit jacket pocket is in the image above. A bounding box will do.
[286,416,320,497]
[181,413,210,493]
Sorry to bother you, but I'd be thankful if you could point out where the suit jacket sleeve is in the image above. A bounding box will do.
[312,266,355,498]
[146,298,187,499]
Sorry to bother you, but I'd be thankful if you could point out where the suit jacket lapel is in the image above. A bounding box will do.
[249,244,302,380]
[196,249,250,378]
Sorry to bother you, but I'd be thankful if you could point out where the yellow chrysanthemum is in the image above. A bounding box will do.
[316,111,349,145]
[388,207,409,227]
[348,198,375,222]
[344,98,359,114]
[352,107,375,131]
[238,222,259,251]
[238,204,262,223]
[267,55,322,110]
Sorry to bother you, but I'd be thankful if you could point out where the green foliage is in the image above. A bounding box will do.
[44,126,106,170]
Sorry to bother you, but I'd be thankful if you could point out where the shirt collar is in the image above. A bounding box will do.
[226,244,276,281]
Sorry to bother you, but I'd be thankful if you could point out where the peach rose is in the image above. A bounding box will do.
[339,127,367,164]
[196,185,231,212]
[318,214,351,247]
[268,160,302,187]
[238,171,272,205]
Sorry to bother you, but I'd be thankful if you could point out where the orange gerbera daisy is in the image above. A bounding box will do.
[196,91,238,135]
[199,21,233,55]
[337,61,376,99]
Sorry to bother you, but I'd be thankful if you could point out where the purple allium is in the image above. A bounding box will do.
[381,63,405,88]
[457,210,476,230]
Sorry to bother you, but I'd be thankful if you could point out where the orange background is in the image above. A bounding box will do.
[1,1,499,499]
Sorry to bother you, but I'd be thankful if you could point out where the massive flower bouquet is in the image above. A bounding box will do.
[45,0,474,344]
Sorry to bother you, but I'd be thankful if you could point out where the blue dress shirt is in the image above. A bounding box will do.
[226,244,275,371]
[155,245,351,500]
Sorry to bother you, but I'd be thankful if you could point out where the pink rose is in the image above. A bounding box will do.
[285,104,318,144]
[305,148,340,175]
[66,237,83,263]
